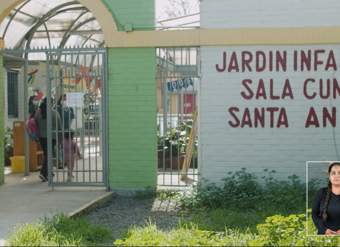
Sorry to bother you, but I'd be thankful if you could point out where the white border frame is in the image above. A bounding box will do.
[306,160,340,237]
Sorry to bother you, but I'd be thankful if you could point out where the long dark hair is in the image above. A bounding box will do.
[322,162,340,221]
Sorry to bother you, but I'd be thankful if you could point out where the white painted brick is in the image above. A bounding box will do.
[200,45,340,184]
[201,0,340,28]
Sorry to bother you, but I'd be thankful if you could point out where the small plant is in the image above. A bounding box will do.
[114,221,255,246]
[180,168,311,213]
[8,214,111,246]
[4,127,13,167]
[178,168,322,231]
[157,190,182,202]
[115,214,340,246]
[157,120,198,169]
[134,187,157,199]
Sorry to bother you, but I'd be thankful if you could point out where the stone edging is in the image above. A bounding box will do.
[68,192,114,218]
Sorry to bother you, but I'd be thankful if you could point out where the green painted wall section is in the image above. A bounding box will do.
[102,0,154,30]
[0,56,4,185]
[107,48,156,189]
[102,0,156,190]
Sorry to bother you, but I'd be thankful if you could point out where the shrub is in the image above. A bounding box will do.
[179,169,323,232]
[8,223,52,246]
[250,213,340,246]
[8,214,111,246]
[114,222,254,246]
[181,168,314,214]
[115,214,340,247]
[4,127,13,167]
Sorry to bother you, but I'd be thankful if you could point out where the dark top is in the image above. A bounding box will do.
[312,187,340,234]
[57,105,74,130]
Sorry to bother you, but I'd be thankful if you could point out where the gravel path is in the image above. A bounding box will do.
[85,194,185,243]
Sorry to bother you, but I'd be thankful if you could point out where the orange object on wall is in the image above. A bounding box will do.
[13,121,25,156]
[12,121,43,172]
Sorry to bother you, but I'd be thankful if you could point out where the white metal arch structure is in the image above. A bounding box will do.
[0,0,117,48]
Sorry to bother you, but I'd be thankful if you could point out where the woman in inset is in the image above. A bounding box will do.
[312,162,340,235]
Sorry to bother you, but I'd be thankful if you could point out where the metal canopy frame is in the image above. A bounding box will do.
[0,0,104,50]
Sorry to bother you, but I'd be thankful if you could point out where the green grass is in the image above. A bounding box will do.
[8,214,111,246]
[185,208,268,232]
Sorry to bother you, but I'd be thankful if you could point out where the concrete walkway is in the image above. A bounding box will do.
[0,171,110,242]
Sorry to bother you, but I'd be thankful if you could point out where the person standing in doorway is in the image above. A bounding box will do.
[34,98,61,182]
[57,94,75,131]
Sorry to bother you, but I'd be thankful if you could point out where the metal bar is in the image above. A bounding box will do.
[46,52,53,188]
[62,52,67,183]
[2,0,31,39]
[162,78,167,186]
[3,47,106,53]
[35,29,102,34]
[95,53,99,183]
[50,182,105,187]
[57,11,90,52]
[84,53,92,184]
[21,2,81,49]
[43,23,52,49]
[81,53,85,183]
[72,52,80,184]
[23,52,29,176]
[157,12,200,23]
[196,47,201,181]
[102,49,109,189]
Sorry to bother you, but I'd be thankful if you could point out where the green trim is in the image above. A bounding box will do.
[101,0,154,31]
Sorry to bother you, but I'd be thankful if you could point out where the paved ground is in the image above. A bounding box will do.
[0,171,109,243]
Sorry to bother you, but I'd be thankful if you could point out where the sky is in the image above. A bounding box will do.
[155,0,199,22]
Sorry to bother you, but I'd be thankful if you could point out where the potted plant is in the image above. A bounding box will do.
[4,128,13,167]
[157,120,197,170]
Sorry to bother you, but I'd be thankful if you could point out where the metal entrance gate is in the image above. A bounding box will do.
[2,47,108,187]
[46,48,107,187]
[156,47,200,187]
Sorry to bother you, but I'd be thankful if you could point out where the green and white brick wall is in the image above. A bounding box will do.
[0,1,156,188]
[103,0,157,190]
[200,0,340,184]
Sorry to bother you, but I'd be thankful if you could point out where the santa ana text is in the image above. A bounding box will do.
[215,49,340,128]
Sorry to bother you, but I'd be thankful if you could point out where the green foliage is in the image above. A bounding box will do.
[251,214,306,246]
[250,213,340,246]
[114,222,254,246]
[8,214,111,246]
[134,187,157,199]
[4,127,13,167]
[115,214,340,247]
[157,120,197,157]
[157,190,182,201]
[8,224,50,246]
[179,169,322,231]
[187,208,266,232]
[181,168,311,213]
